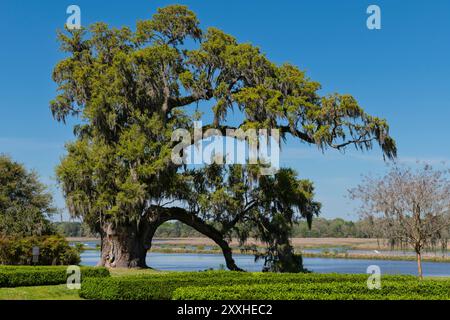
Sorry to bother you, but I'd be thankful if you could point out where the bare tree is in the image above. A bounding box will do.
[349,164,450,278]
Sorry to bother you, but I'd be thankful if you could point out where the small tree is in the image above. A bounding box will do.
[350,164,450,278]
[0,155,56,237]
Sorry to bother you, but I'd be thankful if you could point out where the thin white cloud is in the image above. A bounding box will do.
[395,156,449,166]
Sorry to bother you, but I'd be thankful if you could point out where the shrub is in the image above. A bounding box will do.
[0,235,80,265]
[172,281,450,300]
[0,266,109,287]
[172,280,450,300]
[79,271,417,300]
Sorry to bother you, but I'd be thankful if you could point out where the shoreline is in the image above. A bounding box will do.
[149,248,450,263]
[66,237,397,249]
[78,246,450,263]
[70,237,450,263]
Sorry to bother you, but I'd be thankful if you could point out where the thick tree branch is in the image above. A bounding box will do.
[279,125,315,144]
[168,89,214,109]
[150,205,244,271]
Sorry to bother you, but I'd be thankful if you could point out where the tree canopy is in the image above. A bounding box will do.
[52,5,396,270]
[0,155,56,237]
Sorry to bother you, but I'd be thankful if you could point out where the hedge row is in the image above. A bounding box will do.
[172,281,450,300]
[0,266,110,287]
[79,271,418,300]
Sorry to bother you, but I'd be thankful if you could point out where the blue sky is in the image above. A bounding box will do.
[0,0,449,221]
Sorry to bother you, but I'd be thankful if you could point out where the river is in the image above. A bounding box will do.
[80,250,450,276]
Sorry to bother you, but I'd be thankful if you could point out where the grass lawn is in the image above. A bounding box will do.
[0,284,82,300]
[0,268,161,300]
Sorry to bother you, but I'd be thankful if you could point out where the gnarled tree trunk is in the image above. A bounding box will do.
[97,208,243,271]
[98,220,154,268]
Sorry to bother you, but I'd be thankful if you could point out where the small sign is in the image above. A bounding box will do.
[32,246,40,263]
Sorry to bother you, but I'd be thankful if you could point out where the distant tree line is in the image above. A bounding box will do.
[53,221,98,238]
[54,218,381,239]
[53,221,201,238]
[292,218,375,238]
[154,218,393,239]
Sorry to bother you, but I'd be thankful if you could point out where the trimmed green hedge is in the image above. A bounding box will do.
[0,266,110,287]
[79,271,419,300]
[172,281,450,300]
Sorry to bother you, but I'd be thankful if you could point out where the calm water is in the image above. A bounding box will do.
[302,247,450,257]
[80,250,450,276]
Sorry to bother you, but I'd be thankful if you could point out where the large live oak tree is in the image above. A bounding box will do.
[51,5,396,269]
